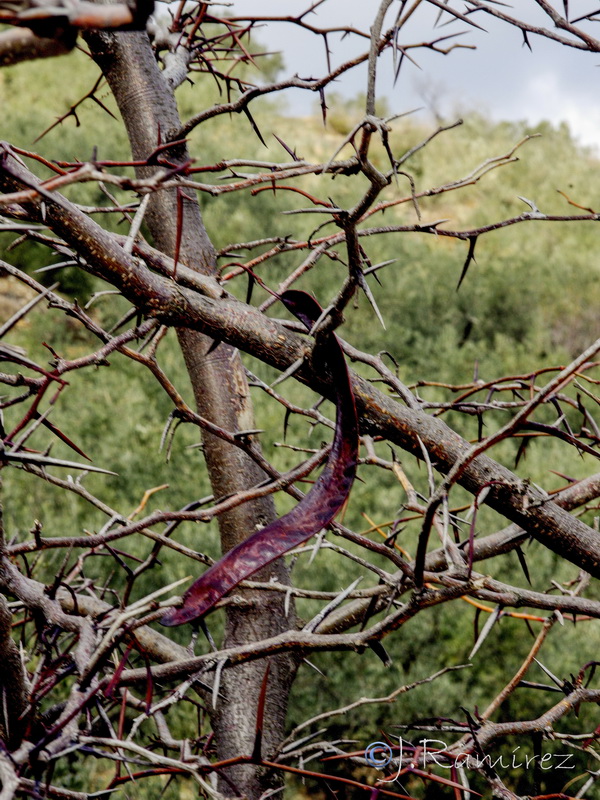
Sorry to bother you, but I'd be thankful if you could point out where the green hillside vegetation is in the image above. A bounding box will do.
[2,49,600,797]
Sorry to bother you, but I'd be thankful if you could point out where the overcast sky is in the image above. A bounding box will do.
[228,1,600,152]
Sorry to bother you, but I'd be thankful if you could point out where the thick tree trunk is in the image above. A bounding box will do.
[85,29,297,797]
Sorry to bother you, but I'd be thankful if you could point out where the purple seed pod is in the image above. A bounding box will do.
[161,290,358,626]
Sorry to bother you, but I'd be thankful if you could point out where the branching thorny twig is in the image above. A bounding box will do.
[0,1,599,799]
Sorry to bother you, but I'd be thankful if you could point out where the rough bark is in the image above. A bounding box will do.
[83,29,297,798]
[0,595,28,750]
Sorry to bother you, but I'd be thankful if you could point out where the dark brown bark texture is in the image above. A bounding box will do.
[82,29,297,798]
[0,595,27,750]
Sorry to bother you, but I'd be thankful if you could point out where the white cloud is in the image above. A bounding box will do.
[512,71,600,151]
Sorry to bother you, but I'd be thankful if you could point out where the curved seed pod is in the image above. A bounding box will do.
[161,290,358,626]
